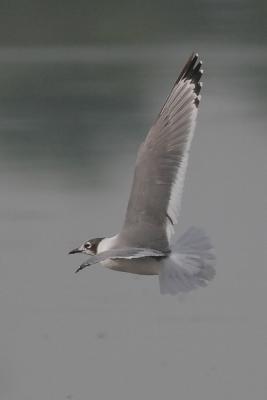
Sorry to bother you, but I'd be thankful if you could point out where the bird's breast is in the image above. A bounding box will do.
[97,235,119,253]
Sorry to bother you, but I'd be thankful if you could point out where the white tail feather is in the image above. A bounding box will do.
[159,227,216,295]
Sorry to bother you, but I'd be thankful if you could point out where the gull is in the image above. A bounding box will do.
[69,53,216,295]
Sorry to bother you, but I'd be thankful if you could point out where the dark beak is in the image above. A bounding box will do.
[68,247,82,255]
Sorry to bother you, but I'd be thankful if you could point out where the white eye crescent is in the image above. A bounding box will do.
[84,242,92,250]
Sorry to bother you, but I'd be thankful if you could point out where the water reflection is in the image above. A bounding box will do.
[0,44,266,179]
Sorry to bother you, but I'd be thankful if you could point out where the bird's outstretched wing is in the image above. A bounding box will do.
[121,53,203,251]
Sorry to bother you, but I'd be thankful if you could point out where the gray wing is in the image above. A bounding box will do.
[121,53,203,251]
[75,247,165,273]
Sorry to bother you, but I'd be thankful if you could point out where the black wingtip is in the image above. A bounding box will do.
[194,96,201,107]
[177,52,204,108]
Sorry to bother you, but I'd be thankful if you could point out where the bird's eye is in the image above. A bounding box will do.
[84,242,92,250]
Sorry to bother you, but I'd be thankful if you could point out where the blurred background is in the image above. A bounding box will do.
[0,1,266,399]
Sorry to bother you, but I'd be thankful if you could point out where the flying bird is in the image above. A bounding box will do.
[69,53,216,295]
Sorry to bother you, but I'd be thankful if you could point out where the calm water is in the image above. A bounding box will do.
[0,43,266,399]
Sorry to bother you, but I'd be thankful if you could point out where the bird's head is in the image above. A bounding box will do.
[68,237,104,256]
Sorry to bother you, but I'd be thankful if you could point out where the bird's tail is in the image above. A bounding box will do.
[159,227,216,295]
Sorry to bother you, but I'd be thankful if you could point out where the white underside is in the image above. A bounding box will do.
[100,257,161,275]
[97,235,155,274]
[97,235,162,275]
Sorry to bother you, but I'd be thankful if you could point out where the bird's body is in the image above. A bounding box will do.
[69,53,216,295]
[96,234,162,274]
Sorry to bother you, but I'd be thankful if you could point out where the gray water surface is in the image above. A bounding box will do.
[0,43,266,400]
